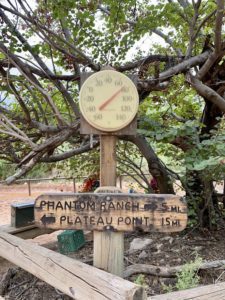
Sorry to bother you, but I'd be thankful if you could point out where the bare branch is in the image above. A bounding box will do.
[160,50,211,80]
[4,122,79,184]
[98,4,183,56]
[137,51,210,91]
[0,59,80,81]
[117,54,182,72]
[152,29,183,57]
[193,10,216,41]
[197,1,225,79]
[0,8,80,117]
[189,75,225,112]
[0,3,99,71]
[178,0,189,8]
[123,135,174,193]
[59,17,81,77]
[41,141,99,162]
[117,149,151,189]
[0,114,35,147]
[214,0,224,52]
[0,66,31,122]
[5,151,44,184]
[0,105,61,133]
[0,42,66,125]
[185,1,200,58]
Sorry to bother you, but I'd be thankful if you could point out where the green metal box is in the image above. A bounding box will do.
[57,230,85,254]
[11,202,35,228]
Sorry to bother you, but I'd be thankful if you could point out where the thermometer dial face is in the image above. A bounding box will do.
[79,70,139,132]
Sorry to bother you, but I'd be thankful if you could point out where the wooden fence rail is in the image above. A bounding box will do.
[149,281,225,300]
[0,231,146,300]
[0,174,152,196]
[0,177,78,196]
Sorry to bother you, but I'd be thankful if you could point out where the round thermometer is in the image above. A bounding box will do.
[79,70,139,132]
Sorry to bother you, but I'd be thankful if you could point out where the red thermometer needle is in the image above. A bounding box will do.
[99,87,123,111]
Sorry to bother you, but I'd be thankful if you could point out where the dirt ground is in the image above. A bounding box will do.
[0,182,76,225]
[0,183,225,299]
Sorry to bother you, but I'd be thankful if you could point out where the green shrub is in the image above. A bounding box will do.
[134,274,147,288]
[176,256,202,290]
[163,255,202,293]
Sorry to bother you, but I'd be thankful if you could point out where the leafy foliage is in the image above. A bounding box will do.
[163,255,202,292]
[134,274,148,288]
[176,255,202,290]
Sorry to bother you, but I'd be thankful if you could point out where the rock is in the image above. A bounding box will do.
[194,246,203,251]
[173,258,182,264]
[161,236,171,241]
[150,247,158,253]
[171,248,180,253]
[129,238,153,253]
[138,250,148,259]
[160,236,174,244]
[156,243,163,250]
[159,258,165,264]
[169,237,174,244]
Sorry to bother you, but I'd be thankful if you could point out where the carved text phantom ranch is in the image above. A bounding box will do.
[35,194,187,232]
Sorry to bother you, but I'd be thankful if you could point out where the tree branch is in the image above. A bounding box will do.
[159,51,210,80]
[0,42,66,126]
[214,0,224,52]
[4,122,79,183]
[41,140,99,163]
[124,259,225,278]
[0,8,80,118]
[197,1,225,79]
[0,3,99,71]
[185,1,200,58]
[137,51,210,91]
[189,75,225,112]
[116,55,182,72]
[152,29,183,57]
[124,135,174,193]
[0,59,80,81]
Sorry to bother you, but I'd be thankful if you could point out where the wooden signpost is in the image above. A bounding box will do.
[93,184,124,276]
[34,68,188,279]
[35,193,187,232]
[79,69,139,277]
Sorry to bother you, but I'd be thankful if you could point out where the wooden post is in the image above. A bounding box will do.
[93,135,124,277]
[73,178,76,193]
[223,177,225,209]
[27,180,31,196]
[119,175,123,189]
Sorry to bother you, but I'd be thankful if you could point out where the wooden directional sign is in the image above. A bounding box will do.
[35,193,187,233]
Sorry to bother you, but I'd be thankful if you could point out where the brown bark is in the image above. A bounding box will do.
[126,135,174,194]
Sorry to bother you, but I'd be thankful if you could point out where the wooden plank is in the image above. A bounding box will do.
[34,193,187,232]
[149,282,225,300]
[0,231,146,300]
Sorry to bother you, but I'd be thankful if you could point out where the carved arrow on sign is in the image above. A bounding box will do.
[40,214,56,225]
